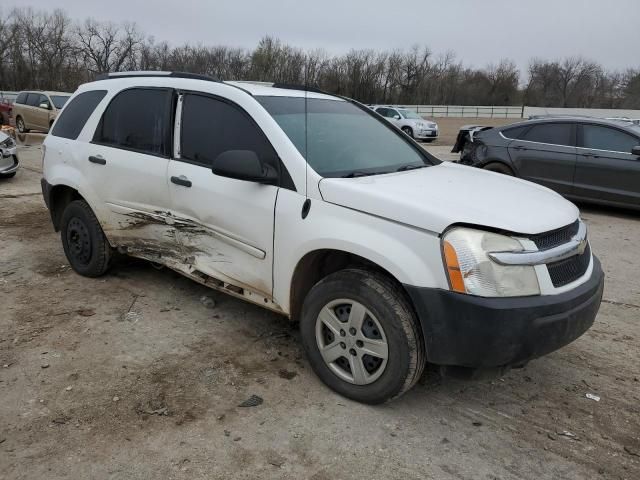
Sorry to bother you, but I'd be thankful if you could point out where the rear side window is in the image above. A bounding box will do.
[581,125,639,153]
[520,123,573,146]
[501,125,529,139]
[51,90,107,140]
[180,94,278,169]
[16,92,27,104]
[94,88,173,157]
[26,93,40,107]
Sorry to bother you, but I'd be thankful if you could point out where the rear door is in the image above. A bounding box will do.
[507,122,576,195]
[574,123,640,206]
[24,93,41,129]
[82,87,179,260]
[167,92,280,298]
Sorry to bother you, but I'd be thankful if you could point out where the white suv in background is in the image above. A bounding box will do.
[41,72,603,404]
[371,105,438,142]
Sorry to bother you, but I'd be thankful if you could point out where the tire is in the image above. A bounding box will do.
[16,116,29,133]
[0,171,16,179]
[422,139,434,143]
[483,162,514,176]
[300,268,426,404]
[401,126,414,138]
[60,200,112,277]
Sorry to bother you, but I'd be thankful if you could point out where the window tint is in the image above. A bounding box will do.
[180,94,278,169]
[375,107,389,117]
[94,88,173,156]
[581,125,639,153]
[520,123,573,146]
[16,92,27,104]
[26,93,40,107]
[51,90,107,140]
[502,124,529,139]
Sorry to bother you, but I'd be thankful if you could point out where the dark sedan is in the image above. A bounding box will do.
[456,117,640,210]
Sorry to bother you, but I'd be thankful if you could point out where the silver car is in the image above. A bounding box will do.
[0,130,19,178]
[371,105,439,142]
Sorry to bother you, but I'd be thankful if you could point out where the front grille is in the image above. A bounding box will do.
[547,243,591,288]
[530,220,580,250]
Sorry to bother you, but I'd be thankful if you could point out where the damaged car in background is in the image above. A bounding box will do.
[452,117,640,210]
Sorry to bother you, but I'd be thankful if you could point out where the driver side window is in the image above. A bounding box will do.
[180,94,279,170]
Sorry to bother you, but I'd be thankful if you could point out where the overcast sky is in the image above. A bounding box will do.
[15,0,640,73]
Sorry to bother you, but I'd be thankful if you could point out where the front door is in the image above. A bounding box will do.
[81,87,178,262]
[574,123,640,207]
[167,92,279,299]
[507,122,577,195]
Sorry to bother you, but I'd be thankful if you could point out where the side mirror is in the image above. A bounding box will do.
[39,102,50,110]
[211,150,278,184]
[393,114,401,120]
[632,146,640,157]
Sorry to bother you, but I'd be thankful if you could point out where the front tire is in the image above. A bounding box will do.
[301,269,425,404]
[16,116,29,133]
[483,162,514,175]
[60,200,112,277]
[0,171,16,179]
[401,126,414,138]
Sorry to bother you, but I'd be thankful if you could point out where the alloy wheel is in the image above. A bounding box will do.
[315,299,389,385]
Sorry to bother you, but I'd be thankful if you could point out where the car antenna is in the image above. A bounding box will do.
[301,66,311,219]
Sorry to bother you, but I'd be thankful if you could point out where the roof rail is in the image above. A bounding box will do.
[271,83,329,95]
[95,71,220,82]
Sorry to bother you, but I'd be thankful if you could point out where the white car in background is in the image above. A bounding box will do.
[371,105,438,142]
[0,130,18,179]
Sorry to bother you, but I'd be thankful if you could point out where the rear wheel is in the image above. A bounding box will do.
[60,200,112,277]
[401,126,413,138]
[483,162,514,176]
[300,269,425,404]
[16,116,29,133]
[0,171,16,179]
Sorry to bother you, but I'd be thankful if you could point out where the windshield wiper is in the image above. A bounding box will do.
[396,164,428,172]
[341,171,382,178]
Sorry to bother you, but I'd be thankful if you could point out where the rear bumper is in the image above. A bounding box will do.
[405,257,604,368]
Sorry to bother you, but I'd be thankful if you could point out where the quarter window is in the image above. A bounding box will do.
[501,125,529,139]
[51,90,107,140]
[180,94,278,169]
[93,88,173,156]
[581,125,638,153]
[520,123,573,146]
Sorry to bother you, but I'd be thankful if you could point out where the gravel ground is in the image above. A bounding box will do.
[1,142,639,480]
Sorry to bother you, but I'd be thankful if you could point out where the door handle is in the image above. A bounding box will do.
[171,175,192,188]
[582,152,600,158]
[88,155,106,165]
[513,145,527,151]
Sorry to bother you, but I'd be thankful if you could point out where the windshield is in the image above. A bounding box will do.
[50,95,70,109]
[399,109,422,120]
[257,96,436,177]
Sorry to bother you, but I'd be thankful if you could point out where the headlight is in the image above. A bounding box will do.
[442,227,540,297]
[0,136,15,148]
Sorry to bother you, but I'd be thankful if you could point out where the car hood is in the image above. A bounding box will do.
[318,162,579,235]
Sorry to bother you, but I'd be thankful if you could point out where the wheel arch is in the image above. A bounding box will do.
[48,183,85,231]
[288,248,416,323]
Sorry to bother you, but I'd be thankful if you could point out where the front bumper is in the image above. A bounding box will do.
[405,256,604,368]
[0,150,19,175]
[415,129,438,140]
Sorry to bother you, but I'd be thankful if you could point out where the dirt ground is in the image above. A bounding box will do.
[1,141,639,480]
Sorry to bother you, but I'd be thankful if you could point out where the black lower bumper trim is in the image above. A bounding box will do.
[405,257,604,368]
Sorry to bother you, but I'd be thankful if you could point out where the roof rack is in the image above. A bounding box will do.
[271,83,329,95]
[95,71,220,82]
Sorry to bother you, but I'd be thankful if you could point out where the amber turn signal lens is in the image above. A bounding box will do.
[443,240,466,293]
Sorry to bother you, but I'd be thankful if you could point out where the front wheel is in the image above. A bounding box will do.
[60,200,112,277]
[16,116,29,133]
[483,162,514,176]
[300,269,425,404]
[401,126,414,138]
[0,171,16,179]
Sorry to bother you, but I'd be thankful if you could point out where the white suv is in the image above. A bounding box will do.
[371,105,438,142]
[41,72,604,404]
